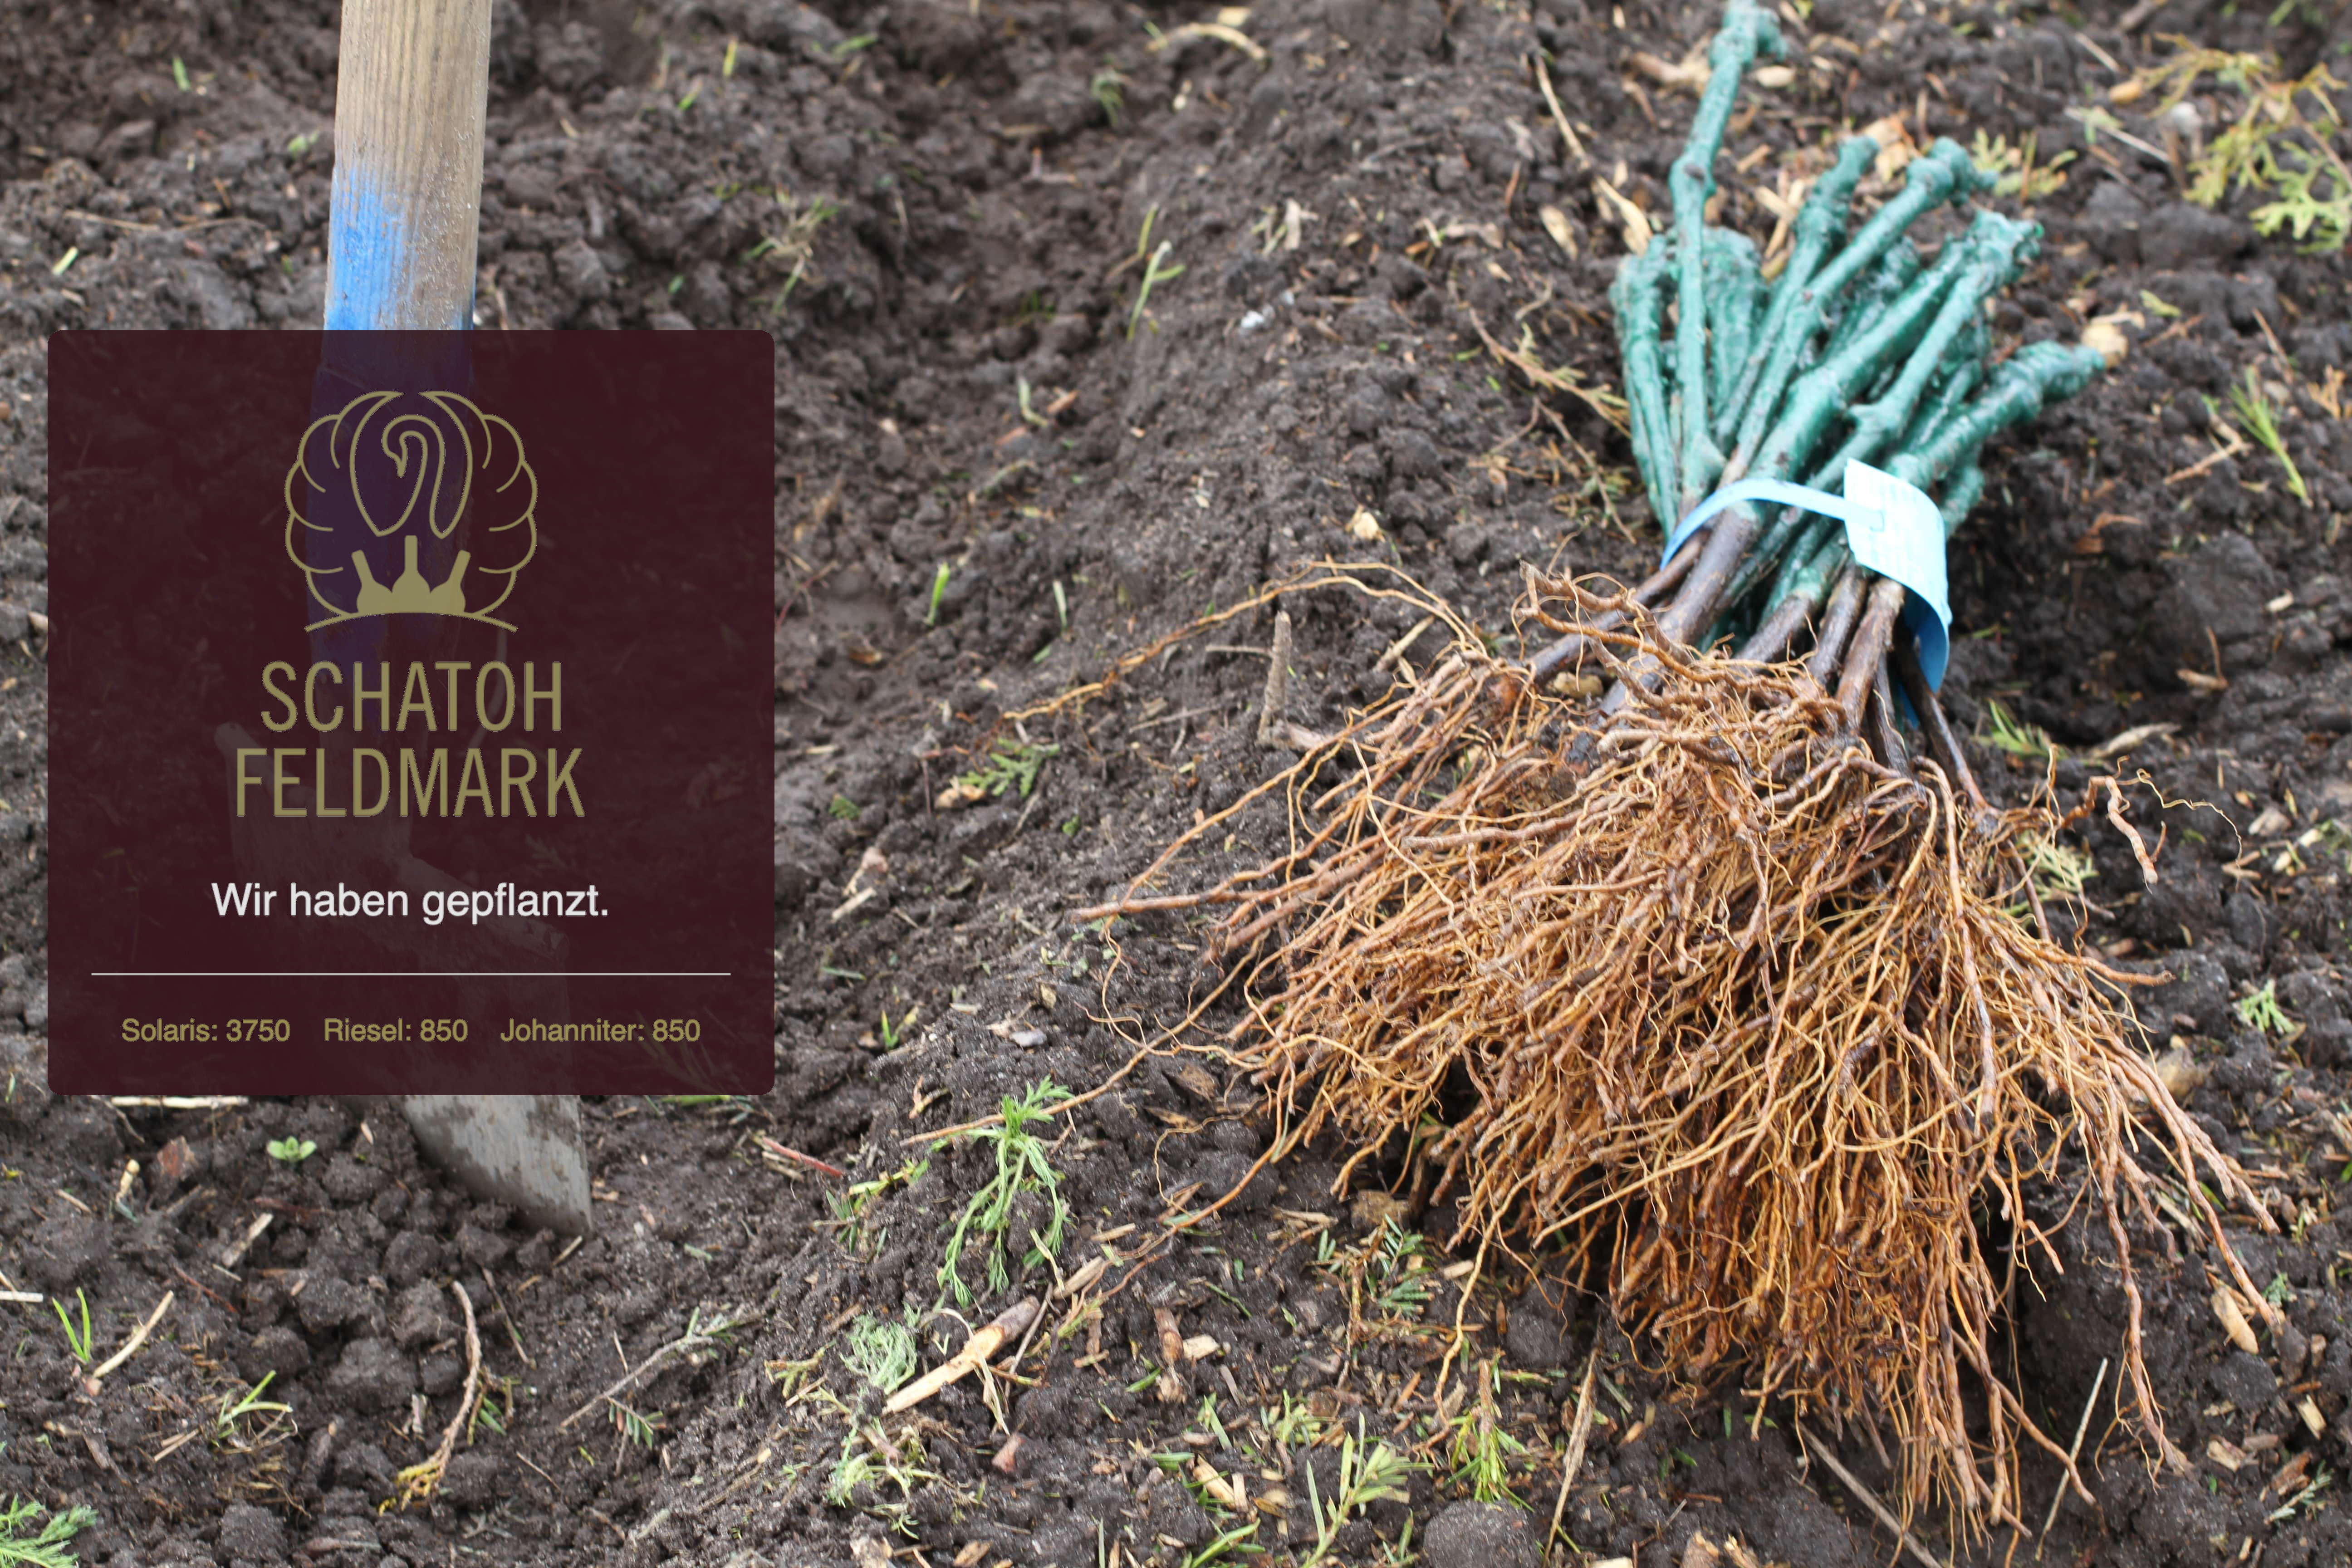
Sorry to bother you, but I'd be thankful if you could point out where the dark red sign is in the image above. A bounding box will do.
[49,331,774,1093]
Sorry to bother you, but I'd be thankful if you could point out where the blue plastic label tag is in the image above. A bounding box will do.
[1838,461,1950,690]
[1663,464,1950,688]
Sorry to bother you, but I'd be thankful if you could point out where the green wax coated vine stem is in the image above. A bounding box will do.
[1890,341,2108,497]
[1670,0,1784,517]
[1757,219,2005,566]
[1710,243,1942,606]
[1748,350,2097,640]
[1704,228,1768,416]
[1715,136,1878,446]
[1818,243,1922,370]
[1801,211,2040,490]
[1750,235,1975,485]
[1727,139,1991,475]
[1895,320,1989,455]
[1936,461,1987,537]
[1610,240,1677,530]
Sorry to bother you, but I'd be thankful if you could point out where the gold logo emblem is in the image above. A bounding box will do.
[285,390,539,632]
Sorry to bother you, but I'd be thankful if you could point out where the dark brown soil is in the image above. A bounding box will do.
[6,0,2352,1564]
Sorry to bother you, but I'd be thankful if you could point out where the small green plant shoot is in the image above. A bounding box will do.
[1981,699,2061,761]
[1969,129,2073,202]
[2237,979,2300,1039]
[50,1290,92,1366]
[938,1079,1072,1305]
[1127,242,1186,338]
[1446,1361,1529,1504]
[266,1136,317,1164]
[609,1397,665,1448]
[841,1313,919,1393]
[216,1372,293,1438]
[1300,1417,1418,1567]
[0,1497,97,1568]
[2226,367,2311,505]
[954,741,1058,799]
[1090,64,1129,128]
[2131,49,2350,252]
[925,562,952,627]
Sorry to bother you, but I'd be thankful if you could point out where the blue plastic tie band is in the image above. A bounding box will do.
[1663,463,1951,689]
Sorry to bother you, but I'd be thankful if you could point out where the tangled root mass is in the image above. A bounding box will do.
[1123,573,2273,1531]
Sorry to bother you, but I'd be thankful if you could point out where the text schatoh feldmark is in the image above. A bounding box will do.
[232,661,584,818]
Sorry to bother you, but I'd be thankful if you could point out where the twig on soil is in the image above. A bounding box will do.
[903,1036,1174,1147]
[2161,421,2249,486]
[479,1267,534,1371]
[220,1213,271,1269]
[775,563,836,631]
[1548,1351,1600,1549]
[2037,1357,2107,1548]
[1530,52,1591,170]
[1257,610,1334,751]
[88,1290,172,1383]
[882,1296,1040,1415]
[559,1304,760,1429]
[1795,1421,1945,1568]
[393,1281,481,1508]
[756,1135,848,1178]
[106,1095,246,1110]
[1144,21,1267,61]
[1466,304,1631,432]
[1003,581,1297,722]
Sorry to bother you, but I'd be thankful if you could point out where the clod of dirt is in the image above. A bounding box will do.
[1422,1500,1543,1568]
[326,1337,418,1412]
[296,1274,380,1337]
[19,1210,105,1289]
[391,1280,459,1350]
[442,1450,505,1510]
[217,1502,289,1561]
[2153,533,2283,677]
[1503,1290,1569,1372]
[240,1324,313,1382]
[2209,1349,2279,1415]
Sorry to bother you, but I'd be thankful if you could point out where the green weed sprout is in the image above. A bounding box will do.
[216,1372,293,1438]
[1446,1362,1529,1504]
[1981,699,2061,761]
[924,563,951,627]
[608,1398,665,1448]
[1369,1220,1432,1319]
[2134,49,2348,254]
[824,1431,876,1507]
[266,1135,317,1163]
[1127,242,1185,338]
[0,1497,97,1568]
[50,1290,92,1365]
[842,1313,918,1394]
[937,1080,1073,1306]
[1299,1417,1418,1567]
[954,741,1058,799]
[2237,980,2300,1038]
[1090,64,1129,129]
[2227,367,2311,505]
[2020,833,2097,902]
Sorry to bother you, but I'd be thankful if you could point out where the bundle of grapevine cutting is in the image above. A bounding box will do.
[1087,0,2273,1534]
